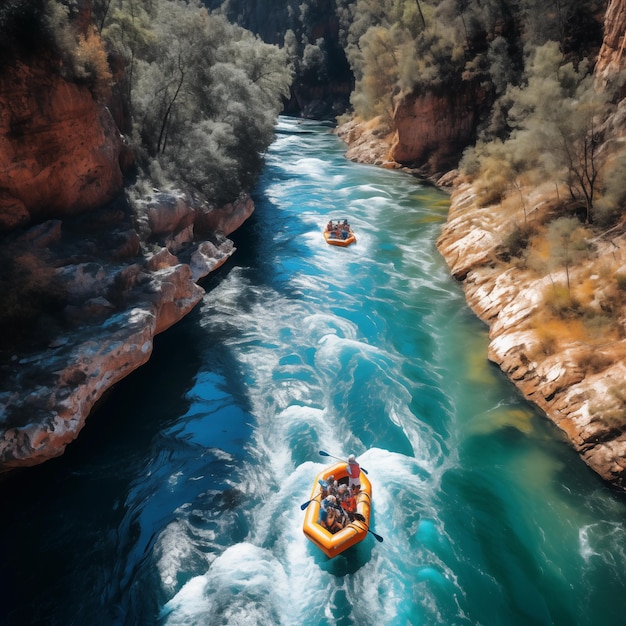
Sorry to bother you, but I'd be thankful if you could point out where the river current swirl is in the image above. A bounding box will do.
[2,117,626,625]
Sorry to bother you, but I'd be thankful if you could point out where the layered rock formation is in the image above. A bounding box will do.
[437,180,626,488]
[336,0,626,490]
[0,44,255,469]
[433,0,626,488]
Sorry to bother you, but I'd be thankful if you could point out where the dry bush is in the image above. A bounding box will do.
[543,283,581,317]
[73,25,112,99]
[475,174,508,206]
[498,223,535,262]
[592,384,626,430]
[616,273,626,292]
[532,317,566,355]
[577,350,613,374]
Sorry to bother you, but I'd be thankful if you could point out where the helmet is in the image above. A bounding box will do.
[338,484,347,493]
[326,495,337,504]
[348,454,356,462]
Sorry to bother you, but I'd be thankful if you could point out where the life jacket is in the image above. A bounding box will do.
[342,493,357,513]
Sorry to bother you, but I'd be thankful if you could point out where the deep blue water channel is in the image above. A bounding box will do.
[2,117,626,625]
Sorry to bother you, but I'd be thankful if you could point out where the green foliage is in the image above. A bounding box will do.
[103,0,293,206]
[594,147,626,227]
[546,216,591,294]
[501,223,534,260]
[0,1,113,97]
[0,0,53,57]
[465,42,626,224]
[350,25,402,122]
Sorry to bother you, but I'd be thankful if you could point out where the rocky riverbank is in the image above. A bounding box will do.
[0,191,253,470]
[335,120,626,491]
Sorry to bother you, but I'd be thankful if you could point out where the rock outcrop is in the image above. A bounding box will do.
[0,192,253,469]
[0,44,256,470]
[595,0,626,85]
[335,84,485,181]
[389,86,483,175]
[437,181,626,488]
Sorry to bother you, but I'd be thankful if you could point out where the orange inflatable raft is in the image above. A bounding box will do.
[302,461,372,558]
[323,220,356,247]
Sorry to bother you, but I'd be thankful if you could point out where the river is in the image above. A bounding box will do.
[1,117,626,625]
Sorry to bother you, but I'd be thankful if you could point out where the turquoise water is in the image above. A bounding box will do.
[2,117,626,625]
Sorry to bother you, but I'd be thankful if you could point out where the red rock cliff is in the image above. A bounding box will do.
[389,85,484,175]
[0,59,125,232]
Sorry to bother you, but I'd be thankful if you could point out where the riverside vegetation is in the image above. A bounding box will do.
[2,0,626,485]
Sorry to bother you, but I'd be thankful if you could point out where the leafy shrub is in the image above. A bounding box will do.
[104,1,292,206]
[502,223,534,260]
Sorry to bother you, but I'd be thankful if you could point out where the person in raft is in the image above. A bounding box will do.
[318,474,338,499]
[337,483,357,520]
[319,495,347,533]
[346,454,361,489]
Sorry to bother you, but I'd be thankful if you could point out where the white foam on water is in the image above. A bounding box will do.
[155,520,214,595]
[160,543,290,625]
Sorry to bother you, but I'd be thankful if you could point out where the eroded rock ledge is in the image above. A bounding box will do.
[438,181,626,489]
[0,192,254,469]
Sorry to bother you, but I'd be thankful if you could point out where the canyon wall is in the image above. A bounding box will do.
[390,86,484,175]
[0,58,127,232]
[595,0,626,84]
[0,49,254,469]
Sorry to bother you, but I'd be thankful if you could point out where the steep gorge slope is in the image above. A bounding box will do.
[0,5,255,469]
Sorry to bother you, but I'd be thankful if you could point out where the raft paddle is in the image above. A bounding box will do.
[353,512,383,543]
[318,450,368,474]
[300,494,321,510]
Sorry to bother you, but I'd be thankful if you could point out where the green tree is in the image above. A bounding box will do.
[507,42,612,223]
[546,216,590,297]
[103,0,292,205]
[350,25,401,122]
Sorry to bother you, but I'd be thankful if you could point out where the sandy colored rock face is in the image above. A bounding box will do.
[595,0,626,85]
[437,183,626,489]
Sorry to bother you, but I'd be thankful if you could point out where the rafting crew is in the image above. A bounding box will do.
[325,219,352,239]
[318,474,338,499]
[319,495,348,533]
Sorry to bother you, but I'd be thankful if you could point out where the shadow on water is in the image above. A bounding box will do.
[0,260,258,625]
